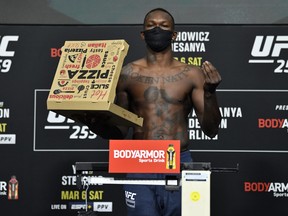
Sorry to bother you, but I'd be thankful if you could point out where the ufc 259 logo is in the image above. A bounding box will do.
[46,111,97,139]
[0,35,19,73]
[249,35,288,73]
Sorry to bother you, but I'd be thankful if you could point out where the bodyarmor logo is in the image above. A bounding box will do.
[0,35,19,73]
[0,181,7,196]
[244,181,288,198]
[249,35,288,73]
[258,118,288,130]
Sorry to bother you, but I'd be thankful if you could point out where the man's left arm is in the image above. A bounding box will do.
[191,61,222,138]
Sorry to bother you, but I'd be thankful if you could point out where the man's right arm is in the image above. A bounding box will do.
[74,65,132,139]
[80,112,127,139]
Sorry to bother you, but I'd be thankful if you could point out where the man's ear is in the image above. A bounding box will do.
[172,31,178,41]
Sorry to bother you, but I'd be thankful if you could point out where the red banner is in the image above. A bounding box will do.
[109,140,180,173]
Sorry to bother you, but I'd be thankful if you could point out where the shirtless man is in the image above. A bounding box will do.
[88,9,221,146]
[83,8,221,216]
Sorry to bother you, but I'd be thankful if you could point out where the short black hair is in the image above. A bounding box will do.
[143,8,175,29]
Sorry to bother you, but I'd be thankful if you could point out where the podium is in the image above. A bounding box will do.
[74,142,238,215]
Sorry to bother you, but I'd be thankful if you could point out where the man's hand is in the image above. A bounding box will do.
[72,112,110,128]
[201,61,222,93]
[71,112,124,139]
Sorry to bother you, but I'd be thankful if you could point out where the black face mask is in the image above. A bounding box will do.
[143,27,173,52]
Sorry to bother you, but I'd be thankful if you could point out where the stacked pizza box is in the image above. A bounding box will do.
[47,40,143,127]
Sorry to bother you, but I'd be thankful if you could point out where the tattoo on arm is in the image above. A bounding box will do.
[119,64,133,83]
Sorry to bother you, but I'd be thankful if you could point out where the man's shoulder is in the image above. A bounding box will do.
[173,60,202,74]
[122,59,146,72]
[131,58,147,68]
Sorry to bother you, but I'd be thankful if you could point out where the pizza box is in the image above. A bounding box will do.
[47,40,143,127]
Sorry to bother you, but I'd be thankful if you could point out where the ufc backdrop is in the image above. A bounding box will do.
[0,24,288,216]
